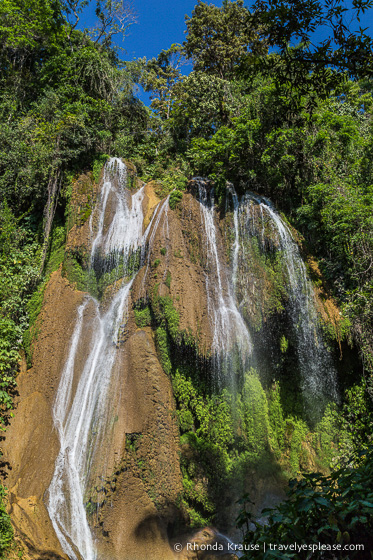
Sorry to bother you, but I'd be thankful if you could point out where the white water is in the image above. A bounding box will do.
[47,158,148,560]
[140,195,170,295]
[46,165,338,557]
[196,180,252,384]
[262,201,338,403]
[230,188,338,408]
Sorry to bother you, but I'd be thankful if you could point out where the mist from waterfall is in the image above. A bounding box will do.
[229,187,338,412]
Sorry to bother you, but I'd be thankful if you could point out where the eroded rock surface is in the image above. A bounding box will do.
[3,166,344,560]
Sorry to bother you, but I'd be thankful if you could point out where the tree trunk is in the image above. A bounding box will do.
[39,169,61,278]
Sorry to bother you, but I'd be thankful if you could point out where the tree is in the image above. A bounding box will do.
[250,0,373,95]
[184,0,267,80]
[237,448,373,559]
[142,44,184,120]
[171,71,239,140]
[90,0,136,47]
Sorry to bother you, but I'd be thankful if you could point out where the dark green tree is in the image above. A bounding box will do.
[184,0,267,80]
[250,0,373,95]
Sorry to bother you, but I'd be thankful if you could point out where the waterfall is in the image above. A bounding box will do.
[230,188,338,412]
[196,179,252,385]
[47,158,147,560]
[140,194,170,295]
[46,166,339,557]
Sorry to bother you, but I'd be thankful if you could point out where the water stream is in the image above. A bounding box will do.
[46,168,338,559]
[47,159,148,560]
[196,179,252,385]
[230,188,338,410]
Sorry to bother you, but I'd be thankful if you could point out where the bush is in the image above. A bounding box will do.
[237,448,373,559]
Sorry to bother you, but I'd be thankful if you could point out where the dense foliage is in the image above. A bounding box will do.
[1,0,373,555]
[237,448,373,559]
[0,0,146,554]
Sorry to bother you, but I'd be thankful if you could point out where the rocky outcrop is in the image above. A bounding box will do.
[132,191,213,354]
[3,165,346,560]
[3,271,84,559]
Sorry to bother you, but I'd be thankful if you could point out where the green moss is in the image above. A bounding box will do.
[125,432,142,453]
[287,417,308,474]
[152,292,180,341]
[78,198,92,224]
[268,383,285,456]
[239,371,271,456]
[62,251,98,295]
[0,486,14,555]
[44,225,66,276]
[92,154,110,183]
[183,501,211,528]
[313,404,340,467]
[177,409,194,432]
[23,281,47,367]
[169,190,183,210]
[156,327,172,375]
[321,313,352,347]
[134,306,151,328]
[165,271,171,288]
[153,258,160,268]
[160,247,167,256]
[280,335,289,353]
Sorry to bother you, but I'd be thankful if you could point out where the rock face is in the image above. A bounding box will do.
[172,527,239,560]
[4,272,83,559]
[3,171,211,560]
[132,191,213,353]
[2,163,344,560]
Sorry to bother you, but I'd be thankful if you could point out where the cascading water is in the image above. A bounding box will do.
[196,179,252,385]
[47,159,147,560]
[46,165,339,558]
[229,187,338,414]
[140,194,170,295]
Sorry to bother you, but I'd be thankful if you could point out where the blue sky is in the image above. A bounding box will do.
[82,0,373,63]
[80,0,373,103]
[122,0,223,61]
[82,0,222,62]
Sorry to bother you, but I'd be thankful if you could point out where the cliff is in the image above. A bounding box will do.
[2,160,352,560]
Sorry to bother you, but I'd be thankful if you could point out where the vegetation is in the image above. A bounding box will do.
[0,488,13,557]
[148,284,359,527]
[137,0,373,544]
[237,448,373,559]
[1,0,373,553]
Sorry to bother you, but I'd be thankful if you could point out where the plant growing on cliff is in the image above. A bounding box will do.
[0,486,13,557]
[237,448,373,559]
[0,204,40,417]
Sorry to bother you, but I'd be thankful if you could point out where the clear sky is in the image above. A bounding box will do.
[81,0,223,62]
[80,0,373,103]
[82,0,373,63]
[122,0,223,61]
